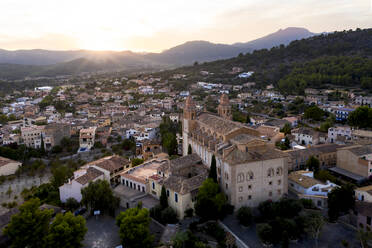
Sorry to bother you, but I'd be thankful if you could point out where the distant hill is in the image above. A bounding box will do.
[0,27,318,80]
[234,27,315,50]
[153,28,372,94]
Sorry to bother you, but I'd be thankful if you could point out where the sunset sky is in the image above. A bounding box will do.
[0,0,371,52]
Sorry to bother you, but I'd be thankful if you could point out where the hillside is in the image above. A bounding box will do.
[153,28,372,93]
[0,27,315,80]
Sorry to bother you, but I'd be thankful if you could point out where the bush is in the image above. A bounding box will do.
[65,197,80,211]
[184,208,194,218]
[161,207,178,224]
[236,206,252,226]
[300,199,315,209]
[257,223,273,245]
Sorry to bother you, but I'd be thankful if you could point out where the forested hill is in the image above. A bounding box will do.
[155,28,372,94]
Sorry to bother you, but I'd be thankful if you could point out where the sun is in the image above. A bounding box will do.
[78,35,124,51]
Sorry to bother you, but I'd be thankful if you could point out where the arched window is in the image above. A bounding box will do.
[276,167,283,176]
[267,168,274,177]
[237,173,244,183]
[246,171,254,181]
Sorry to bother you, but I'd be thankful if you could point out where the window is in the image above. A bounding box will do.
[269,181,272,185]
[267,168,274,177]
[237,173,244,183]
[238,197,243,202]
[278,189,281,195]
[126,181,129,187]
[166,190,169,197]
[142,187,145,192]
[225,183,228,189]
[276,167,283,176]
[174,193,178,203]
[248,185,252,190]
[269,191,272,197]
[278,180,281,185]
[138,185,140,191]
[248,195,252,200]
[152,182,155,190]
[246,171,254,181]
[239,186,243,192]
[367,216,371,226]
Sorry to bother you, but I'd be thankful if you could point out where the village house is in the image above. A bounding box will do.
[59,155,130,202]
[43,123,71,151]
[285,144,342,170]
[21,125,44,149]
[328,126,352,144]
[292,127,327,146]
[79,127,97,152]
[149,154,208,219]
[330,145,372,183]
[288,170,338,208]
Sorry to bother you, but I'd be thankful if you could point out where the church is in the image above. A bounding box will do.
[182,94,289,209]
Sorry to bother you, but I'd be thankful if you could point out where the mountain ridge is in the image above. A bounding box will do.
[0,27,317,79]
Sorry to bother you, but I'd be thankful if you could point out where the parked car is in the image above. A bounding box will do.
[74,207,87,216]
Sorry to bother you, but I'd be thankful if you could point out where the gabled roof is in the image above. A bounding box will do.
[75,167,104,185]
[86,155,129,173]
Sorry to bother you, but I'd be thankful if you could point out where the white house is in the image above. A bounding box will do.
[288,170,338,208]
[59,167,105,202]
[328,126,351,144]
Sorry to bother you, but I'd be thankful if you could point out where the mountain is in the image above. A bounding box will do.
[0,27,317,80]
[153,28,372,94]
[234,27,315,50]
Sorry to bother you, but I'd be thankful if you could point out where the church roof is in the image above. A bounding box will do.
[197,113,245,135]
[223,145,288,165]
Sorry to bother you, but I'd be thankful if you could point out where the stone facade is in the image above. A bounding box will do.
[182,95,289,209]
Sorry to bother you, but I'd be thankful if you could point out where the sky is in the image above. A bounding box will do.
[0,0,371,52]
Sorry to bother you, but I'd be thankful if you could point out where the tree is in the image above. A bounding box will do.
[306,156,320,174]
[328,184,355,221]
[257,223,274,245]
[195,178,227,220]
[46,212,87,248]
[163,132,178,155]
[348,106,372,128]
[81,180,119,216]
[65,197,80,211]
[116,206,153,248]
[4,198,53,248]
[281,123,292,135]
[236,206,252,226]
[305,212,325,248]
[160,207,178,224]
[208,155,217,183]
[131,158,144,167]
[51,165,73,189]
[304,106,325,121]
[187,144,192,155]
[160,186,168,209]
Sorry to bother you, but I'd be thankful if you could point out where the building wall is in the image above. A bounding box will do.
[230,158,288,209]
[59,175,104,203]
[184,124,288,209]
[355,190,372,203]
[337,149,368,177]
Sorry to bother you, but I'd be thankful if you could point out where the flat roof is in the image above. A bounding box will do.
[328,167,365,181]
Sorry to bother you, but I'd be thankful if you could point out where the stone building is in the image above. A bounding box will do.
[43,123,71,151]
[182,94,289,209]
